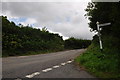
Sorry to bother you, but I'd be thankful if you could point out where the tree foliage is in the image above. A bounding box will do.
[64,37,91,49]
[75,2,120,78]
[85,2,120,51]
[2,16,64,56]
[2,15,93,57]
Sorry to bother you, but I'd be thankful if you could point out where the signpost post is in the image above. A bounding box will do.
[96,21,111,51]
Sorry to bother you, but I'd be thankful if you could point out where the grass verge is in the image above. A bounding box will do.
[75,43,120,79]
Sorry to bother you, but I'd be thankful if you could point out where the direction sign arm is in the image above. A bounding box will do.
[99,23,111,27]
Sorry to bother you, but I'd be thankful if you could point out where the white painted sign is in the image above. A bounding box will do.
[99,23,111,27]
[96,22,111,51]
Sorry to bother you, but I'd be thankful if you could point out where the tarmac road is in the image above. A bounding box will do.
[2,49,95,79]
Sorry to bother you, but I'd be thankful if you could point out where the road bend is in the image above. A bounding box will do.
[2,49,95,78]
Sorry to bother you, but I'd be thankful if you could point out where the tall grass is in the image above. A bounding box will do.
[75,43,120,78]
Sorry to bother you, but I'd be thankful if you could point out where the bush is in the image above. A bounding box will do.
[2,16,64,57]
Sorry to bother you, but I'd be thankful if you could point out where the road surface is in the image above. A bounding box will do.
[2,49,95,79]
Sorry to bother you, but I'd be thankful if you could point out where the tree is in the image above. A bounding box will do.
[85,2,120,50]
[42,27,48,32]
[64,37,91,49]
[2,16,64,56]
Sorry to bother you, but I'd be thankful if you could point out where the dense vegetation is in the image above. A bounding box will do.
[64,37,91,49]
[2,16,64,57]
[2,16,91,57]
[75,2,120,78]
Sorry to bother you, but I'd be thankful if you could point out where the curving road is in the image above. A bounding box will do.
[2,49,95,79]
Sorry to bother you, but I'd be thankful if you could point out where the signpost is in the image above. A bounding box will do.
[96,21,111,51]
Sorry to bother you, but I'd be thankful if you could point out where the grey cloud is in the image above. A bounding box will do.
[2,2,94,40]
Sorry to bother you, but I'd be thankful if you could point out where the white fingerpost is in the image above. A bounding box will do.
[96,21,111,51]
[96,21,103,51]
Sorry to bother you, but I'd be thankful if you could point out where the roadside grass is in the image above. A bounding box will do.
[75,44,120,78]
[2,49,64,57]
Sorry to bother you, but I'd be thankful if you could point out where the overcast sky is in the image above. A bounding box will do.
[1,0,95,40]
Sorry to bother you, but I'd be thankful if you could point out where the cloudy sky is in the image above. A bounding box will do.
[1,0,95,40]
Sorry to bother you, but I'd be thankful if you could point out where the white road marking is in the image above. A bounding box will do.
[25,60,74,78]
[26,72,40,78]
[67,60,73,63]
[42,68,52,72]
[33,72,40,75]
[52,65,60,68]
[26,75,34,78]
[61,62,66,66]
